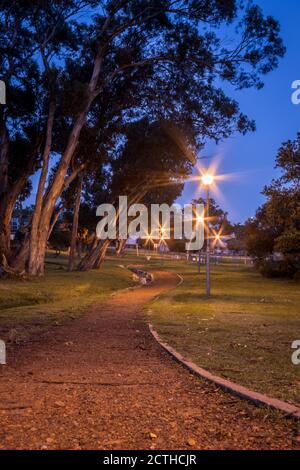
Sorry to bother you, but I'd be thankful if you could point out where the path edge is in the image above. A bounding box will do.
[149,323,300,421]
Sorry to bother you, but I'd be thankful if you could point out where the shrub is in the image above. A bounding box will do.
[258,259,298,279]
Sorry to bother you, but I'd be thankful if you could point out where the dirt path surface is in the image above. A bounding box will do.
[0,271,299,450]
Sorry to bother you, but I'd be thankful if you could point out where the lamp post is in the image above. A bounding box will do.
[159,226,165,265]
[196,215,204,274]
[201,174,214,296]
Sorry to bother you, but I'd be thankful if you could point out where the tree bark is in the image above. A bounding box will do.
[68,176,82,272]
[77,239,110,271]
[48,205,63,240]
[0,160,39,262]
[0,196,11,260]
[116,238,127,256]
[77,239,83,259]
[0,117,9,197]
[27,48,105,276]
[0,114,11,259]
[93,239,111,269]
[77,189,148,271]
[10,234,30,271]
[28,101,56,275]
[0,134,41,262]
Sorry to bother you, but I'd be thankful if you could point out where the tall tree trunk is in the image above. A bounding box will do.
[93,239,111,269]
[48,205,63,240]
[90,233,98,251]
[0,117,9,197]
[0,196,11,260]
[0,167,38,262]
[77,239,83,259]
[77,189,147,271]
[0,135,41,263]
[0,115,10,259]
[77,239,110,271]
[68,176,82,272]
[27,49,104,276]
[10,234,30,271]
[28,101,56,275]
[116,238,127,256]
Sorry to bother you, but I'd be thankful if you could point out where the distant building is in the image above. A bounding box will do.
[11,217,19,235]
[10,206,31,240]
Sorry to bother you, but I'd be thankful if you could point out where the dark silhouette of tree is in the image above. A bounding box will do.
[78,118,193,270]
[1,0,286,274]
[245,133,300,277]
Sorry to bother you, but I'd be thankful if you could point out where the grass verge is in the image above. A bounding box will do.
[0,251,134,343]
[145,259,300,406]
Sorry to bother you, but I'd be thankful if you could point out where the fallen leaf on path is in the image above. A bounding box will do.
[187,438,196,447]
[54,400,65,408]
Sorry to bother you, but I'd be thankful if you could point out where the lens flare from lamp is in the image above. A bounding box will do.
[201,174,214,185]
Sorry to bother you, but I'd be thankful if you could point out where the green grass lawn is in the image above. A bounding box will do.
[0,251,134,342]
[145,258,300,406]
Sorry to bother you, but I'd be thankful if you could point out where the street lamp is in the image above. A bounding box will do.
[201,174,214,186]
[145,233,153,252]
[201,173,214,296]
[196,214,204,274]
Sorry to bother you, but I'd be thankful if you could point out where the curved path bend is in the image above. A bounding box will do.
[0,271,298,450]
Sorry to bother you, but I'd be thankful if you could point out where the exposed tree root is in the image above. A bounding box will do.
[0,255,26,278]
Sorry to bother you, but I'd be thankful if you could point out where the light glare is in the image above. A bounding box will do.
[201,174,214,185]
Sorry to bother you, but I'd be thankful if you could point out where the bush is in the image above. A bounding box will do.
[275,229,300,255]
[49,229,71,255]
[226,238,246,253]
[258,259,298,279]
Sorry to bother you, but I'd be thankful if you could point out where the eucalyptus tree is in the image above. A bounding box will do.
[0,1,40,260]
[0,0,98,266]
[1,0,285,275]
[245,133,300,277]
[78,118,193,270]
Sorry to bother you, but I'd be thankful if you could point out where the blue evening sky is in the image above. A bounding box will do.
[178,0,300,223]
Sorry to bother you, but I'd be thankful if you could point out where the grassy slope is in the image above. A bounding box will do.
[145,259,300,405]
[0,252,134,340]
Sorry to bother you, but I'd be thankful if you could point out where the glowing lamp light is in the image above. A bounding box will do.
[201,174,214,185]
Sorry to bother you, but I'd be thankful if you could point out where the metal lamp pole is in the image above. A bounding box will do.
[205,185,210,296]
[197,217,203,274]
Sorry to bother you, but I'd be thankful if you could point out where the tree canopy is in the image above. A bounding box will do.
[0,0,286,274]
[245,133,300,278]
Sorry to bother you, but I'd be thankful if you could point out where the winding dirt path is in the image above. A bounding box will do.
[0,272,298,450]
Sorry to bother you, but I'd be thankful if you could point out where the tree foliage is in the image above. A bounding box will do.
[0,0,286,273]
[245,133,300,277]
